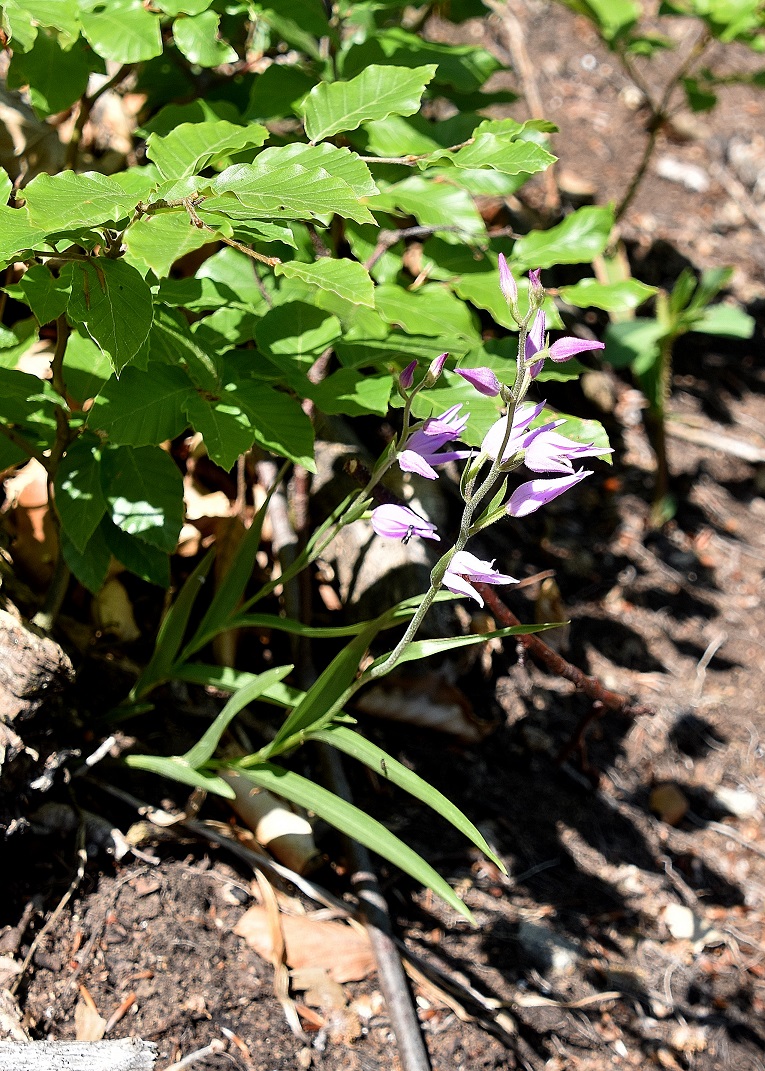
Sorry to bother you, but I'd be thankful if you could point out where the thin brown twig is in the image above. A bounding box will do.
[478,584,651,719]
[184,200,281,267]
[65,64,134,171]
[364,224,465,272]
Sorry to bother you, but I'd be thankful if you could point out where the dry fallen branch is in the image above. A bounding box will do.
[0,1038,157,1071]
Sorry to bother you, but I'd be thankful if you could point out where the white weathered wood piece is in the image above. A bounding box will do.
[0,1038,157,1070]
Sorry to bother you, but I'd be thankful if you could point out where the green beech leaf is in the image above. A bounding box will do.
[90,363,195,446]
[302,64,438,142]
[233,380,316,471]
[7,32,91,117]
[172,10,238,67]
[559,278,657,313]
[230,763,472,920]
[157,0,213,14]
[311,725,503,868]
[342,28,502,92]
[253,143,377,197]
[246,64,318,120]
[16,264,71,325]
[125,755,236,798]
[64,329,112,405]
[101,517,170,587]
[54,435,107,554]
[60,521,112,594]
[101,444,184,553]
[203,161,376,225]
[7,0,81,43]
[306,369,393,417]
[124,210,217,275]
[0,366,59,442]
[370,176,486,243]
[78,0,163,63]
[448,133,555,175]
[375,283,480,342]
[183,666,293,768]
[512,205,615,270]
[23,171,143,231]
[538,407,612,459]
[146,120,269,180]
[255,302,341,361]
[275,259,374,308]
[0,205,50,267]
[66,259,154,374]
[182,391,260,471]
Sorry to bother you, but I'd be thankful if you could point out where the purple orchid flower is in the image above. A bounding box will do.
[524,429,613,474]
[525,309,605,379]
[370,504,440,542]
[398,404,470,480]
[506,469,591,518]
[480,401,548,463]
[454,366,501,397]
[442,550,517,607]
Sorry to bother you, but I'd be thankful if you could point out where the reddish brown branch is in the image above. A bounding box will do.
[477,584,652,719]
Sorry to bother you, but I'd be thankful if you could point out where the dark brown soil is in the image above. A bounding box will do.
[4,4,765,1071]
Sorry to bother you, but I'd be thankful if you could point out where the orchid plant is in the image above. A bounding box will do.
[127,261,612,917]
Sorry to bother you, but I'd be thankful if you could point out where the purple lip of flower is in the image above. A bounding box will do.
[480,401,547,463]
[506,469,591,518]
[526,309,546,379]
[398,404,470,480]
[370,503,440,542]
[441,550,518,607]
[454,366,501,397]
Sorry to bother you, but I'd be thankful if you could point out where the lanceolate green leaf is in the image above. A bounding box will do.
[125,755,236,798]
[264,623,382,756]
[229,763,472,920]
[183,665,294,768]
[370,623,561,671]
[133,550,215,699]
[66,259,154,374]
[302,64,438,142]
[311,724,504,869]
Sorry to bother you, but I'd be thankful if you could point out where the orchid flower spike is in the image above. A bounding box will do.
[399,360,417,390]
[423,352,448,387]
[371,504,440,542]
[506,469,591,518]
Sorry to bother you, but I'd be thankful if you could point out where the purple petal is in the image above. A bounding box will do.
[454,366,501,397]
[506,470,591,518]
[397,450,440,480]
[528,268,543,295]
[548,337,606,362]
[442,571,484,606]
[399,360,417,389]
[370,504,440,541]
[498,253,517,304]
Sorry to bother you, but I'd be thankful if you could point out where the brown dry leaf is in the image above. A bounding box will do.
[235,906,375,983]
[355,670,491,743]
[3,458,57,588]
[74,997,106,1042]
